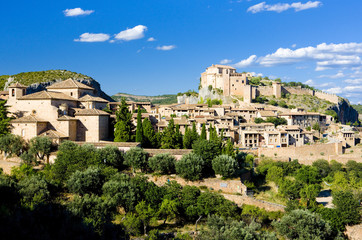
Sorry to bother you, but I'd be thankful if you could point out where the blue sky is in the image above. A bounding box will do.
[1,0,362,103]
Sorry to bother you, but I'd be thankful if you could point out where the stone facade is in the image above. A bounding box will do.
[7,79,110,143]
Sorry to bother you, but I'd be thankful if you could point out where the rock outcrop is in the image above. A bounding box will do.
[330,99,359,124]
[25,78,114,102]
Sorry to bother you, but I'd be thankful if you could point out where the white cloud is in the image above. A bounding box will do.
[234,42,362,71]
[292,44,297,48]
[147,37,156,42]
[74,33,110,42]
[220,59,232,64]
[343,79,362,84]
[114,25,147,41]
[325,87,343,94]
[304,79,314,85]
[318,71,345,79]
[156,45,176,51]
[234,55,257,68]
[64,8,94,17]
[247,1,322,14]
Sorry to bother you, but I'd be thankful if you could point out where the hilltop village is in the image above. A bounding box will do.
[4,65,360,162]
[1,67,361,239]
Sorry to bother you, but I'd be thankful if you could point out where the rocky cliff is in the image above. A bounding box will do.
[1,70,114,102]
[330,99,359,124]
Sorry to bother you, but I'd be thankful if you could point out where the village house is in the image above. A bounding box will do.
[7,79,110,143]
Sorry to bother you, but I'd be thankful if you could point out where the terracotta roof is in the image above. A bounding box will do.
[9,82,27,88]
[79,94,108,103]
[258,111,277,117]
[11,115,48,123]
[208,64,236,69]
[0,91,9,95]
[46,79,94,90]
[39,129,67,138]
[18,91,78,101]
[280,112,324,116]
[57,115,78,121]
[74,108,110,116]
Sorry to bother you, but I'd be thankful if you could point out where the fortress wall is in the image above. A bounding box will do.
[283,86,314,96]
[314,91,339,104]
[256,86,273,96]
[258,142,343,165]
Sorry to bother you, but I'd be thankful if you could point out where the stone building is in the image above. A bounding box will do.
[7,79,110,143]
[200,64,252,97]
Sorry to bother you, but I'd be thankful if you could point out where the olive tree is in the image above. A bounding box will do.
[124,147,149,173]
[175,153,204,181]
[212,155,237,178]
[148,153,176,174]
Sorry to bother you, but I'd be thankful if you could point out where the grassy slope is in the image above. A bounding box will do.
[0,70,91,90]
[112,93,178,105]
[352,104,362,114]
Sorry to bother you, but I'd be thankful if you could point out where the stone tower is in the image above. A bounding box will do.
[273,82,281,98]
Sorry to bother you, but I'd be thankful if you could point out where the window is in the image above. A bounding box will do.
[12,89,15,97]
[70,92,73,96]
[21,129,25,137]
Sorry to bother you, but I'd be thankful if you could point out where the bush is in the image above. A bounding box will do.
[98,145,124,170]
[212,155,237,178]
[67,166,104,196]
[175,153,204,181]
[18,175,50,206]
[148,153,176,174]
[29,136,52,160]
[124,147,149,173]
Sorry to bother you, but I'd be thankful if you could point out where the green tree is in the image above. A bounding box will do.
[135,200,156,235]
[18,175,50,207]
[135,106,144,144]
[212,155,237,178]
[274,209,332,240]
[312,159,331,178]
[312,122,320,131]
[266,166,284,186]
[143,117,159,148]
[52,142,102,182]
[222,139,235,158]
[0,100,12,136]
[123,212,142,236]
[200,124,207,140]
[0,134,25,157]
[67,166,104,196]
[183,125,193,149]
[295,165,321,184]
[29,136,52,160]
[299,184,321,209]
[148,153,176,174]
[175,124,183,149]
[114,98,135,142]
[200,215,277,240]
[192,139,221,176]
[180,185,201,221]
[175,153,204,181]
[102,173,137,211]
[191,122,199,142]
[332,190,360,226]
[161,118,177,149]
[157,198,178,224]
[98,145,124,170]
[124,147,149,173]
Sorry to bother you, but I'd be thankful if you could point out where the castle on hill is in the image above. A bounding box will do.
[199,64,339,104]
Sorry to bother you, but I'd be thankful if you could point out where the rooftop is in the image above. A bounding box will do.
[18,90,78,101]
[47,79,94,90]
[9,82,27,88]
[11,115,48,123]
[74,108,110,116]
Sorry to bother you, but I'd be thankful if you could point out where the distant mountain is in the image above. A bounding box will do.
[112,92,177,105]
[0,70,114,102]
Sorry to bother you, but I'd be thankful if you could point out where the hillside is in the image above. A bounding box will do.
[112,93,177,104]
[352,104,362,114]
[0,70,91,90]
[0,70,114,102]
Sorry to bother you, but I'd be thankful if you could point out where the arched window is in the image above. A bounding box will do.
[11,89,15,97]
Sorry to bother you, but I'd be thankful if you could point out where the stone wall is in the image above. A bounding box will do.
[148,174,247,195]
[256,86,273,97]
[314,91,339,104]
[258,142,344,165]
[283,86,314,96]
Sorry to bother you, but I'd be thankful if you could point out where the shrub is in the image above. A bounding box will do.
[67,166,104,196]
[175,153,204,181]
[124,147,149,173]
[212,155,237,178]
[148,153,176,174]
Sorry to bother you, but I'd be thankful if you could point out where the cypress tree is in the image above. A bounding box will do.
[161,118,176,149]
[135,106,143,144]
[0,100,12,136]
[183,125,193,149]
[175,124,183,149]
[200,124,207,140]
[191,122,199,142]
[114,98,135,142]
[143,118,158,148]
